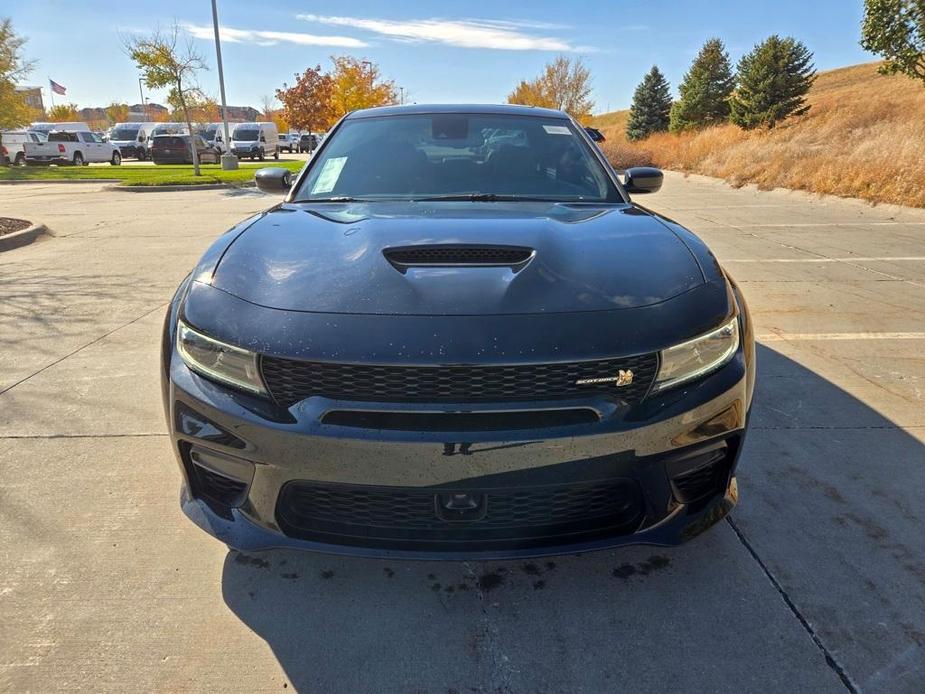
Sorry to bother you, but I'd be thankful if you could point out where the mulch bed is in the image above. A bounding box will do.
[0,217,31,236]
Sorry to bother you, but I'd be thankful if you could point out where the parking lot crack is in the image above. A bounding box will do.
[726,516,859,693]
[0,301,169,397]
[463,561,514,692]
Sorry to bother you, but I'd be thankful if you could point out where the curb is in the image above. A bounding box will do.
[0,222,50,252]
[106,182,258,193]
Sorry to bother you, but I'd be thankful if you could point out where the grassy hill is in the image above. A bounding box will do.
[591,62,925,208]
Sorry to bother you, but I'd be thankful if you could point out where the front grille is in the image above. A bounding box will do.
[276,479,644,549]
[384,245,532,267]
[261,354,658,407]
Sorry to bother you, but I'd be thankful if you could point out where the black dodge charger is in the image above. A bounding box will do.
[162,104,755,558]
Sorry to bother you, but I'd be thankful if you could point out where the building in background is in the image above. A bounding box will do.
[15,86,44,113]
[221,105,260,122]
[127,103,169,122]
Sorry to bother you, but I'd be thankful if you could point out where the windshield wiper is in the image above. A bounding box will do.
[412,193,569,202]
[295,196,362,203]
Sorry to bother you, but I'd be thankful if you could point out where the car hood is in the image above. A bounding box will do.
[208,201,705,316]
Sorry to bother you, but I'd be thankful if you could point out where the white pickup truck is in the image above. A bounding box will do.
[24,130,122,166]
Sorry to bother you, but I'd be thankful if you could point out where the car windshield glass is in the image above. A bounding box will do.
[293,113,620,202]
[200,127,217,138]
[155,136,187,147]
[111,128,139,140]
[233,129,259,141]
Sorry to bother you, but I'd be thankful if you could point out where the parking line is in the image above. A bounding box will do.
[758,332,925,341]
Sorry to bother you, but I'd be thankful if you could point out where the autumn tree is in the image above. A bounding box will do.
[861,0,925,84]
[125,23,208,174]
[0,18,36,129]
[276,65,335,133]
[729,36,815,129]
[626,66,672,140]
[329,56,397,118]
[669,38,735,132]
[507,56,594,121]
[105,102,130,125]
[47,103,79,121]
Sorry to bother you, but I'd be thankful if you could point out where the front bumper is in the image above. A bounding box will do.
[165,337,751,558]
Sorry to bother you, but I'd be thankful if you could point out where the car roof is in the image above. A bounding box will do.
[345,103,570,120]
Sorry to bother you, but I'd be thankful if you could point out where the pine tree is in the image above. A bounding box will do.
[626,66,672,141]
[669,38,735,133]
[729,35,816,129]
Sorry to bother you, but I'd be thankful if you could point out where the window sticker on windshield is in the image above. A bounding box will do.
[311,157,347,194]
[543,125,572,135]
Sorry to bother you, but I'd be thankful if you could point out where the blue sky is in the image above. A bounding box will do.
[11,0,873,114]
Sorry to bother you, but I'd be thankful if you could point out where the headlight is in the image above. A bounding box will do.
[176,320,266,394]
[653,317,739,391]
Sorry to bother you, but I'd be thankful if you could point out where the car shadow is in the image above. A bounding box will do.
[220,344,925,692]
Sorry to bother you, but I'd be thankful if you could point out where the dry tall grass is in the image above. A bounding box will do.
[593,62,925,207]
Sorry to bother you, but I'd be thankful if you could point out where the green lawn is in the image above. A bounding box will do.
[0,160,305,186]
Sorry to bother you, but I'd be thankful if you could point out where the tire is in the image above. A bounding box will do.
[111,151,122,166]
[258,149,265,162]
[14,152,25,167]
[138,149,146,161]
[72,152,84,167]
[273,148,279,160]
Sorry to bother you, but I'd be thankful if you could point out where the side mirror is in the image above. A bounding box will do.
[254,167,293,194]
[623,166,663,194]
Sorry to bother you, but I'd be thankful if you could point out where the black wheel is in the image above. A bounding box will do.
[72,152,84,167]
[258,149,265,161]
[138,149,146,161]
[111,151,122,166]
[14,152,25,167]
[273,149,279,160]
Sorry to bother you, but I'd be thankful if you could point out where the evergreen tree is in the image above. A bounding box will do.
[669,38,735,132]
[729,35,816,129]
[626,66,672,140]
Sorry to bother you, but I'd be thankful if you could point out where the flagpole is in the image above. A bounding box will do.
[48,79,55,109]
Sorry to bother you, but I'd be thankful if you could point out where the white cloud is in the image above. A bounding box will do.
[184,23,367,48]
[296,14,593,52]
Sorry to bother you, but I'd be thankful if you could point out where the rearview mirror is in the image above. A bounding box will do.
[623,167,663,194]
[254,167,293,194]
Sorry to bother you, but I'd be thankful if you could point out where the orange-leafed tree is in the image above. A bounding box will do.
[276,65,336,133]
[47,103,79,121]
[329,56,397,118]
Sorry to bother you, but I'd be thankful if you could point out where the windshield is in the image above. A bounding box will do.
[293,113,620,202]
[200,126,218,138]
[111,128,139,141]
[233,128,259,141]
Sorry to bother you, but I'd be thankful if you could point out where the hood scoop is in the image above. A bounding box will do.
[384,244,534,272]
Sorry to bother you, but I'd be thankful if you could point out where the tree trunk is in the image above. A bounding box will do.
[177,80,200,176]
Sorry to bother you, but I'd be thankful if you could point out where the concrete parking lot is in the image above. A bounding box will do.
[1,173,924,692]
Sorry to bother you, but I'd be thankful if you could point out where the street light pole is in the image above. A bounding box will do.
[138,78,148,121]
[211,0,238,170]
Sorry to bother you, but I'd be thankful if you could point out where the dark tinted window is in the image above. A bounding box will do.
[153,136,188,147]
[294,113,619,202]
[233,128,259,141]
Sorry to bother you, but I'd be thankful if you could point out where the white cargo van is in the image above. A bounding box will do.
[230,122,279,161]
[109,122,159,160]
[198,123,229,153]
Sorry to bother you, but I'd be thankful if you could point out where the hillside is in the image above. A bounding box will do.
[591,62,925,208]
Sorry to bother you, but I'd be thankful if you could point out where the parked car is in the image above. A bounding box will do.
[150,135,221,165]
[146,123,189,155]
[162,104,755,558]
[24,130,121,166]
[230,122,279,160]
[197,123,228,154]
[298,133,318,153]
[584,127,606,144]
[279,133,299,153]
[0,130,45,166]
[109,122,159,160]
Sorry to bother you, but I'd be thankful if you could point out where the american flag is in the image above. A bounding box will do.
[49,79,67,95]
